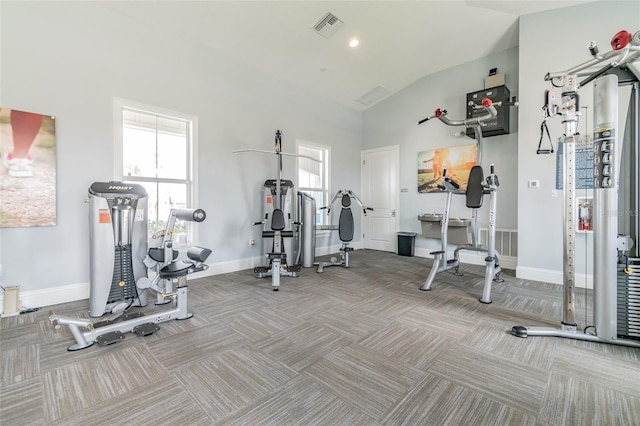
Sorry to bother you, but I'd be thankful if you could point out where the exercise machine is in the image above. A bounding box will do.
[234,130,319,290]
[417,98,513,303]
[49,204,210,351]
[316,189,372,273]
[418,164,502,303]
[86,182,149,317]
[512,29,640,347]
[254,177,300,289]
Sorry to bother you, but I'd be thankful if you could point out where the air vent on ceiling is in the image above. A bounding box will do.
[313,12,343,38]
[355,86,391,106]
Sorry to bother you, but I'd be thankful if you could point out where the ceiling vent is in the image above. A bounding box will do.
[355,86,391,107]
[312,12,343,38]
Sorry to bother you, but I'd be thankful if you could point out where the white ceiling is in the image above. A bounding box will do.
[99,0,596,111]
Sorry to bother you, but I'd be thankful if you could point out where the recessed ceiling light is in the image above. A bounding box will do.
[349,38,360,48]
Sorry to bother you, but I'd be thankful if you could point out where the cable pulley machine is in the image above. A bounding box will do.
[233,130,320,290]
[512,28,640,347]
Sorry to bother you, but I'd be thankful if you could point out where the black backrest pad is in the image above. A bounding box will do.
[339,208,354,242]
[341,194,351,208]
[466,165,484,208]
[271,209,286,231]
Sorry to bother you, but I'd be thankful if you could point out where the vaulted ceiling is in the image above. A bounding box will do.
[99,1,596,110]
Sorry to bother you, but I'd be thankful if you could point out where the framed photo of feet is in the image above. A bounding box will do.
[0,107,56,228]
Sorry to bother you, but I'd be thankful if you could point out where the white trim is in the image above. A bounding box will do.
[296,139,330,226]
[1,247,370,310]
[414,247,518,271]
[112,97,200,242]
[516,266,593,289]
[1,282,90,313]
[360,144,400,251]
[5,255,594,312]
[414,248,596,288]
[113,98,124,180]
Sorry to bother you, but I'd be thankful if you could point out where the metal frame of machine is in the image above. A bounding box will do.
[417,98,514,303]
[512,29,640,347]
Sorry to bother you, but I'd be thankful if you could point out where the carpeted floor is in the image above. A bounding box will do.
[1,249,639,425]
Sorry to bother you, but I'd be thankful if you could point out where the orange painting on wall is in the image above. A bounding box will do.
[417,144,477,193]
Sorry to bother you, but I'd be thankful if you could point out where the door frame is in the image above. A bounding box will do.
[361,144,400,251]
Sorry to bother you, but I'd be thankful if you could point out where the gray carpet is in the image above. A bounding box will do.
[1,249,639,425]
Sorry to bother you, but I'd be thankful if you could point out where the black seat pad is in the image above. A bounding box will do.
[271,209,286,231]
[339,208,354,242]
[466,165,484,208]
[159,261,194,279]
[148,247,178,263]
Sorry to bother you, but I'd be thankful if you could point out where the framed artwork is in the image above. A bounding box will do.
[418,144,477,193]
[0,108,56,227]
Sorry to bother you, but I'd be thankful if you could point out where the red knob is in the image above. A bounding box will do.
[611,30,632,50]
[481,98,493,108]
[435,108,443,118]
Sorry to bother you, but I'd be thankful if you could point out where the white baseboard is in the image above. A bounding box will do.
[316,242,362,257]
[414,247,518,271]
[2,245,368,312]
[516,266,593,289]
[5,257,587,313]
[10,249,583,314]
[0,282,91,314]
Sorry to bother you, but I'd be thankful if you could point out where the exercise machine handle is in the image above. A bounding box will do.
[362,207,375,216]
[484,164,500,188]
[253,212,268,226]
[175,208,206,222]
[444,177,460,190]
[441,169,460,191]
[417,108,446,126]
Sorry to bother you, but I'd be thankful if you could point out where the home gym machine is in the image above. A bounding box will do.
[233,130,319,290]
[417,98,514,303]
[49,182,210,350]
[316,189,373,273]
[512,29,640,347]
[86,182,149,317]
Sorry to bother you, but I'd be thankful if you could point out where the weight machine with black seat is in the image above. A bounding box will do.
[49,185,210,351]
[417,98,514,303]
[234,130,319,290]
[316,189,373,273]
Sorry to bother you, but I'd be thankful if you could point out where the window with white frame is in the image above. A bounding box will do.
[115,99,198,245]
[297,141,329,226]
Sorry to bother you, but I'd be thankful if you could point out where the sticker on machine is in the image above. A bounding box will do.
[135,208,145,221]
[99,209,111,224]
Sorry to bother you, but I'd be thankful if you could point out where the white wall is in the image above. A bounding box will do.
[2,1,637,308]
[517,1,640,283]
[362,0,639,281]
[362,48,519,256]
[0,2,362,305]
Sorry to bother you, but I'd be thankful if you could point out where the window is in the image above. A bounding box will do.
[114,99,198,245]
[296,141,329,226]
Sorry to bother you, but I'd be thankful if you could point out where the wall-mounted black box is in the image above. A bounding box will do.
[466,85,510,138]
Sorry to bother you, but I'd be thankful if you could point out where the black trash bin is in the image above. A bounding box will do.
[397,232,417,257]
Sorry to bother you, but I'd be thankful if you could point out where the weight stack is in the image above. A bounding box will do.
[617,258,640,341]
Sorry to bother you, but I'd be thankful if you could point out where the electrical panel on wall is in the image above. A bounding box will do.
[466,85,510,138]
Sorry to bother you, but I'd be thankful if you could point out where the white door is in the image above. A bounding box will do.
[361,145,399,252]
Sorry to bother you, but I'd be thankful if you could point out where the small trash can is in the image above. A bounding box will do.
[397,232,417,257]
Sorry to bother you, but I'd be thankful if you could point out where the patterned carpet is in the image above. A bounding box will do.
[1,249,639,425]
